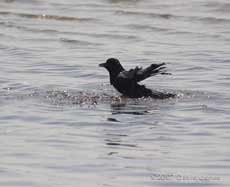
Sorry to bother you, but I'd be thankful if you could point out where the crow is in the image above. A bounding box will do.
[99,58,175,99]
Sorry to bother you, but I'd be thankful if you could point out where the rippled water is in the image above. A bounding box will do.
[1,0,230,186]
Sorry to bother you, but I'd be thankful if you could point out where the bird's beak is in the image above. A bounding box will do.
[99,62,106,67]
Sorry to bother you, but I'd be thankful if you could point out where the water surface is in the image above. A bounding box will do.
[1,0,230,186]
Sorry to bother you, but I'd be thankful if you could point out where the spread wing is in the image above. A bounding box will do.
[118,63,169,82]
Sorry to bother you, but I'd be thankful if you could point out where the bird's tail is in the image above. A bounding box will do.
[137,85,175,99]
[150,90,176,99]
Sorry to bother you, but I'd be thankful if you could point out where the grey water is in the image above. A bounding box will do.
[0,0,230,186]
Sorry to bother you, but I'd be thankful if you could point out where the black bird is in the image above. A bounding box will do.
[99,58,175,99]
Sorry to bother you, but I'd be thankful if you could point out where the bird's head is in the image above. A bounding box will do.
[99,58,124,75]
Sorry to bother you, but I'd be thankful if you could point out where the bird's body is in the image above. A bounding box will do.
[99,58,175,99]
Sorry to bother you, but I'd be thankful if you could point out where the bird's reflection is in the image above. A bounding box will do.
[104,134,137,155]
